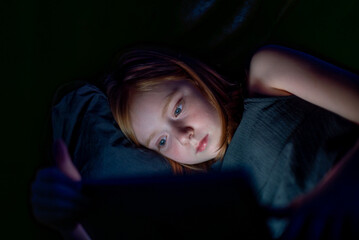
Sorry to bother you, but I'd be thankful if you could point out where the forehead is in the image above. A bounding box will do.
[129,81,185,143]
[130,80,183,109]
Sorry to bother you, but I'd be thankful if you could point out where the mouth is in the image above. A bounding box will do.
[196,134,208,153]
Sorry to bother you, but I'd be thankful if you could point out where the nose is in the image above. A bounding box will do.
[174,126,195,145]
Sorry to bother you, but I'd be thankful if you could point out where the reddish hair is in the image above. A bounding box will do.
[105,48,243,174]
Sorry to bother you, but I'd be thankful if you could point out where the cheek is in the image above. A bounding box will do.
[188,97,211,118]
[204,103,221,126]
[194,95,218,116]
[166,144,190,164]
[193,102,220,125]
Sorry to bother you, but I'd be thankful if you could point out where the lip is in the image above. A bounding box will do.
[196,134,208,153]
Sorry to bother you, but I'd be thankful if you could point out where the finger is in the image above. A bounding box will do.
[31,181,86,204]
[35,167,81,187]
[53,139,81,181]
[32,194,89,213]
[32,205,83,225]
[31,194,89,227]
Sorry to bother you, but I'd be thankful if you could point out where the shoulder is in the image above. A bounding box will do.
[247,45,359,124]
[248,45,303,97]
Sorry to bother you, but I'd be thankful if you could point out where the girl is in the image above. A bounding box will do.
[104,47,244,174]
[105,45,359,238]
[32,45,359,239]
[105,45,359,171]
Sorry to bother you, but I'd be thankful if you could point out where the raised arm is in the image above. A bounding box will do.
[249,46,359,239]
[248,45,359,124]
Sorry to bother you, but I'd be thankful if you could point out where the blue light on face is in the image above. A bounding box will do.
[174,104,183,117]
[159,136,167,148]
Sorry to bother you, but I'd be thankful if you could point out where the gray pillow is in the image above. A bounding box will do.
[52,82,172,180]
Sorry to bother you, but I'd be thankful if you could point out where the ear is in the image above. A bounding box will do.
[53,139,82,181]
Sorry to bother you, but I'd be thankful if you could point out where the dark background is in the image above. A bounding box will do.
[2,0,359,238]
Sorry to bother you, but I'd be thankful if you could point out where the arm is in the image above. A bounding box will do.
[248,45,359,124]
[281,138,359,240]
[249,46,359,239]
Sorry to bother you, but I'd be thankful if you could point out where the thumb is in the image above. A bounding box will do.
[53,139,81,181]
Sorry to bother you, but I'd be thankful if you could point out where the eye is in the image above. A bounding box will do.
[174,102,183,117]
[158,136,167,148]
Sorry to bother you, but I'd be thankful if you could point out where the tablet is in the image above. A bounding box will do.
[81,170,271,239]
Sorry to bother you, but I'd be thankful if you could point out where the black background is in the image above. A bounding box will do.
[2,0,359,238]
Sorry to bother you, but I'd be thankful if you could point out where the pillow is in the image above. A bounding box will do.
[52,82,173,180]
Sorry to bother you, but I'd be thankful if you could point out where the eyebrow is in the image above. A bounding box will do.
[144,88,178,148]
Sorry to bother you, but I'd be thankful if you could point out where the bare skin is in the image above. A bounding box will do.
[130,80,223,165]
[32,140,91,240]
[248,45,359,239]
[55,140,90,240]
[249,45,359,124]
[32,45,359,239]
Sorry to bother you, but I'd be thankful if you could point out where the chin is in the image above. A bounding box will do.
[195,158,212,165]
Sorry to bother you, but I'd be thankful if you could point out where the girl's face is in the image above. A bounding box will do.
[130,80,223,165]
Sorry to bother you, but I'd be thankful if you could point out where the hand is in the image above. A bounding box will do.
[31,139,89,233]
[276,141,359,240]
[280,180,359,240]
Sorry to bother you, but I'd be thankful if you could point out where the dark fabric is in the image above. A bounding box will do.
[52,83,173,180]
[82,171,271,239]
[52,82,358,237]
[221,95,359,237]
